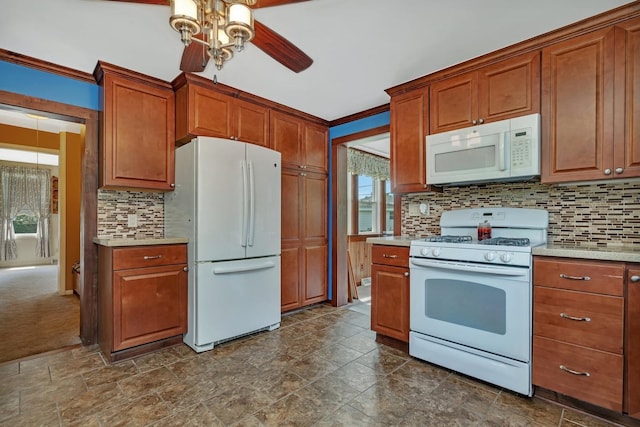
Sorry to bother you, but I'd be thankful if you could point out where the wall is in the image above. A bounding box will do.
[96,190,164,239]
[402,180,640,247]
[61,132,83,291]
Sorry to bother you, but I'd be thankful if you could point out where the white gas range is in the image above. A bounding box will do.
[409,207,548,396]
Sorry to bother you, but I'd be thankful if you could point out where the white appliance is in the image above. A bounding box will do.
[165,137,281,353]
[409,207,548,396]
[426,113,540,185]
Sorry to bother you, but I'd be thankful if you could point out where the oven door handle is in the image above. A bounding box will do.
[410,258,529,277]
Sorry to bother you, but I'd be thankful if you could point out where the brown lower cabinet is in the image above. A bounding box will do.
[370,245,410,342]
[98,244,188,362]
[627,266,640,419]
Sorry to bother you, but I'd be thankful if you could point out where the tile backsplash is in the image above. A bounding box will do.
[402,180,640,247]
[97,190,164,239]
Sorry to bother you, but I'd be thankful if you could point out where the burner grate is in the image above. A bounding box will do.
[479,237,531,247]
[423,235,473,243]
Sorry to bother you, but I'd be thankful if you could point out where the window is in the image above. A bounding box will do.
[348,174,393,235]
[13,211,38,234]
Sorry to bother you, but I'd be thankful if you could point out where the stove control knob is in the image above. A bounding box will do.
[484,251,496,261]
[420,248,430,257]
[500,252,513,263]
[432,248,442,258]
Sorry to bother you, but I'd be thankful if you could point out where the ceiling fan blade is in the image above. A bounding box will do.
[252,20,312,73]
[180,33,209,72]
[252,0,310,8]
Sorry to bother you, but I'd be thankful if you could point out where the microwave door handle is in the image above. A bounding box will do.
[498,131,507,171]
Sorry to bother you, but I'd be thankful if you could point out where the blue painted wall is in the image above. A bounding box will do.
[327,111,390,300]
[0,60,99,110]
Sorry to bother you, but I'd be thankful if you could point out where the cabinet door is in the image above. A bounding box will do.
[112,264,187,351]
[614,18,640,179]
[234,98,269,147]
[390,90,428,193]
[429,72,477,134]
[303,122,328,174]
[102,74,175,191]
[626,267,640,418]
[541,27,615,183]
[303,242,328,304]
[303,172,327,241]
[271,111,302,168]
[478,51,540,123]
[281,168,302,245]
[280,245,301,311]
[371,263,409,342]
[188,85,232,139]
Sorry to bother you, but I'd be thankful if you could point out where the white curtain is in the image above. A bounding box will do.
[347,148,390,180]
[0,165,51,260]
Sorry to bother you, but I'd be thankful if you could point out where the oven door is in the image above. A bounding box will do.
[409,257,531,362]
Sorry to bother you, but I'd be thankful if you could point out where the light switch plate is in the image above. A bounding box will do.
[127,214,138,228]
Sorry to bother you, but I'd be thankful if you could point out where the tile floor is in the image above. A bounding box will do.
[0,302,622,426]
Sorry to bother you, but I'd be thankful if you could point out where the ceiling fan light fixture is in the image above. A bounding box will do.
[225,3,254,52]
[170,0,201,45]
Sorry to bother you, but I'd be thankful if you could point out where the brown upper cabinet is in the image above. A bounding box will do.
[270,110,328,174]
[429,51,541,135]
[173,74,269,147]
[94,62,175,191]
[389,89,429,193]
[541,18,640,183]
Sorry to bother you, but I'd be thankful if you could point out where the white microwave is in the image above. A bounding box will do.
[426,113,540,186]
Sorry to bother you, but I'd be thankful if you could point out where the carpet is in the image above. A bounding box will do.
[0,265,81,363]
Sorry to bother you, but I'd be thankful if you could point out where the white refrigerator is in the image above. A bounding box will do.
[165,137,281,353]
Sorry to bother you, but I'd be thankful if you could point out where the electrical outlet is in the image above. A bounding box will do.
[419,202,430,216]
[127,214,138,228]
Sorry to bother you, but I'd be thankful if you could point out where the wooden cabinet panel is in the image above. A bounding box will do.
[281,168,302,244]
[304,243,328,303]
[303,122,329,173]
[430,51,540,134]
[234,98,269,147]
[113,265,187,351]
[533,257,624,296]
[303,172,327,240]
[430,73,477,134]
[271,111,303,167]
[190,85,232,138]
[371,245,410,268]
[390,89,428,193]
[626,266,640,418]
[280,245,301,311]
[541,27,615,182]
[371,263,409,342]
[112,244,187,270]
[96,63,175,191]
[533,336,623,411]
[534,286,624,354]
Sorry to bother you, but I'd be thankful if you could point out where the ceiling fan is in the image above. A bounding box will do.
[106,0,313,73]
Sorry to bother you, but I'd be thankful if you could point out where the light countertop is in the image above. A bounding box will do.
[365,236,416,247]
[93,237,189,247]
[533,244,640,263]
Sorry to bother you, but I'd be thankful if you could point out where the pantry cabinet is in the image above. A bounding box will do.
[370,245,410,342]
[270,110,328,174]
[429,51,540,134]
[626,265,640,419]
[541,17,640,183]
[174,77,269,147]
[280,168,328,311]
[94,62,175,191]
[98,243,188,362]
[533,257,625,411]
[389,89,428,193]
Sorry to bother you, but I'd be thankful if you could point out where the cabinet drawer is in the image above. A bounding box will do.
[534,287,623,354]
[112,244,187,270]
[371,245,409,267]
[533,336,623,411]
[533,257,624,296]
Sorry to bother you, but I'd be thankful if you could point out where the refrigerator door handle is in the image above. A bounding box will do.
[241,160,249,247]
[212,261,276,275]
[247,160,256,247]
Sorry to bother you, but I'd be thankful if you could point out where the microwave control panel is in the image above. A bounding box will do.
[510,127,533,169]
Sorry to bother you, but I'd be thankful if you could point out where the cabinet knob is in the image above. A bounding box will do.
[631,275,640,283]
[404,272,409,277]
[170,183,175,188]
[478,118,484,124]
[615,167,623,174]
[472,120,478,125]
[604,168,612,175]
[300,172,307,177]
[183,266,189,272]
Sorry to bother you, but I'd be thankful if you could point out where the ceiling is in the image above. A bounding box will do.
[0,0,633,122]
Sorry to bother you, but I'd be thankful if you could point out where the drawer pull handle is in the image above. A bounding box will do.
[559,273,590,281]
[631,275,640,283]
[143,255,163,260]
[560,313,591,322]
[383,254,398,259]
[559,365,590,377]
